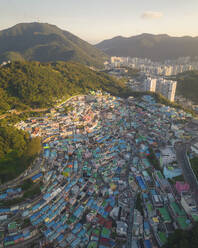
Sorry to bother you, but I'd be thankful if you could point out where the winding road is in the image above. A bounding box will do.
[175,142,198,206]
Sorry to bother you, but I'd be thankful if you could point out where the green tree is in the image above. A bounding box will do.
[26,137,42,157]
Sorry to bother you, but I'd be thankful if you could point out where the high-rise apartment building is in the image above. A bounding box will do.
[156,79,177,102]
[143,77,177,102]
[144,78,157,92]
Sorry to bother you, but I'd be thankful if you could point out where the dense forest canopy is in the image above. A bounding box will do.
[0,125,29,158]
[0,61,125,114]
[176,70,198,104]
[163,223,198,248]
[0,125,42,183]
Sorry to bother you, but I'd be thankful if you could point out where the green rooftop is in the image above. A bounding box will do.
[102,200,107,207]
[92,228,100,236]
[88,241,97,248]
[170,202,186,217]
[8,222,17,231]
[157,171,164,180]
[147,203,153,213]
[158,207,171,223]
[101,227,111,237]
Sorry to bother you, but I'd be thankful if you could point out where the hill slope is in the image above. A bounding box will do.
[0,125,41,183]
[176,70,198,104]
[0,22,108,67]
[96,34,198,61]
[0,61,125,114]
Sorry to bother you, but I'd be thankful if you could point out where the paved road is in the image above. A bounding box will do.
[175,143,198,206]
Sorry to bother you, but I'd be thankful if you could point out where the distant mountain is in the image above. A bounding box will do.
[0,22,108,67]
[96,33,198,61]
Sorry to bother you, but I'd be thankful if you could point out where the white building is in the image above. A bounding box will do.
[110,56,129,67]
[116,221,128,236]
[160,146,176,166]
[144,78,157,92]
[156,79,177,102]
[181,193,198,217]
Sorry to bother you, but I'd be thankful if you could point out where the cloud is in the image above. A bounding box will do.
[141,11,163,20]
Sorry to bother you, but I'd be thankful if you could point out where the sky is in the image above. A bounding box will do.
[0,0,198,44]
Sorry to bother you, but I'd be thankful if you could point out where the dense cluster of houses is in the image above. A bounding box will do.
[0,92,198,247]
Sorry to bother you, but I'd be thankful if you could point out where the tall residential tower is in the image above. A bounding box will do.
[156,79,177,102]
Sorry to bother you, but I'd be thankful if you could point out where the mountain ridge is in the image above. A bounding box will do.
[0,60,125,114]
[0,22,108,67]
[96,33,198,61]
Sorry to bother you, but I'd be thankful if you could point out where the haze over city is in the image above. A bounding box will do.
[1,0,198,43]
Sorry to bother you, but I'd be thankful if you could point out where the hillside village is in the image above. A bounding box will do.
[0,92,198,248]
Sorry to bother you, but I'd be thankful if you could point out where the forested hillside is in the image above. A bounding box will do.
[0,125,41,183]
[163,222,198,248]
[0,61,125,114]
[176,71,198,104]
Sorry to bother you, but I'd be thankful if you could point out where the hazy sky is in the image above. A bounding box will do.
[0,0,198,44]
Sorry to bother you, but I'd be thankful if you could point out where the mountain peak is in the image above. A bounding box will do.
[1,22,62,37]
[0,22,108,67]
